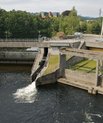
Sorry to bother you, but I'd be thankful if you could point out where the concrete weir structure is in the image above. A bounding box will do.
[0,51,36,64]
[58,48,103,95]
[31,36,103,95]
[31,40,81,86]
[1,35,103,95]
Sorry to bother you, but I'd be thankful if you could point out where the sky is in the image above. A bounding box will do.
[0,0,103,17]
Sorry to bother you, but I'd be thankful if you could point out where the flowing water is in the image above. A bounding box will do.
[0,65,103,123]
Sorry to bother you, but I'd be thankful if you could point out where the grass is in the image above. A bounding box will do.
[70,59,96,73]
[44,55,97,75]
[44,55,59,75]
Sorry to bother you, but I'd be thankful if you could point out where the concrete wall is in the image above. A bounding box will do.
[59,54,66,77]
[36,70,59,86]
[98,75,103,87]
[34,48,61,86]
[71,41,81,48]
[0,51,36,61]
[65,69,95,85]
[84,34,100,38]
[66,56,85,68]
[34,48,60,86]
[35,47,85,86]
[0,41,49,48]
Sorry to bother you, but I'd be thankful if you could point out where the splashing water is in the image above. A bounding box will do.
[84,112,94,123]
[13,81,37,103]
[83,112,103,123]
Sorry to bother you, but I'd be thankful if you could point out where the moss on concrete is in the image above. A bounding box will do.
[69,59,96,73]
[44,55,59,75]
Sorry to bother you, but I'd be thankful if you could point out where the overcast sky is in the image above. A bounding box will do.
[0,0,103,17]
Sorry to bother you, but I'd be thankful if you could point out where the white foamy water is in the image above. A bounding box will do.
[83,112,103,123]
[84,112,94,123]
[13,81,37,103]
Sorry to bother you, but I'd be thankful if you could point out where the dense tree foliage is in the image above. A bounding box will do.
[0,9,7,38]
[86,20,101,34]
[59,7,80,35]
[0,7,102,39]
[0,9,53,39]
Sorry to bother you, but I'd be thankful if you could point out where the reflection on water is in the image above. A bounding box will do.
[0,64,32,72]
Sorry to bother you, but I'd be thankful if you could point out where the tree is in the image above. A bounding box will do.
[69,6,77,16]
[79,21,87,33]
[0,8,7,38]
[61,10,71,16]
[51,17,59,36]
[37,18,52,38]
[6,10,39,38]
[86,20,101,34]
[91,21,101,34]
[59,7,80,35]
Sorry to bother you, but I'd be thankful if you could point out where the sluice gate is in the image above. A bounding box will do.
[31,48,49,85]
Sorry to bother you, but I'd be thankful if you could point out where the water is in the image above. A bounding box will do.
[0,65,103,123]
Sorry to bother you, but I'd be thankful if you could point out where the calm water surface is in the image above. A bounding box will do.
[0,65,103,123]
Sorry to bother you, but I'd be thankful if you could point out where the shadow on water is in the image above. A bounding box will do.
[0,65,103,123]
[0,64,32,73]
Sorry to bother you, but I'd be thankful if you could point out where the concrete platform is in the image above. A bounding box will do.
[57,78,103,95]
